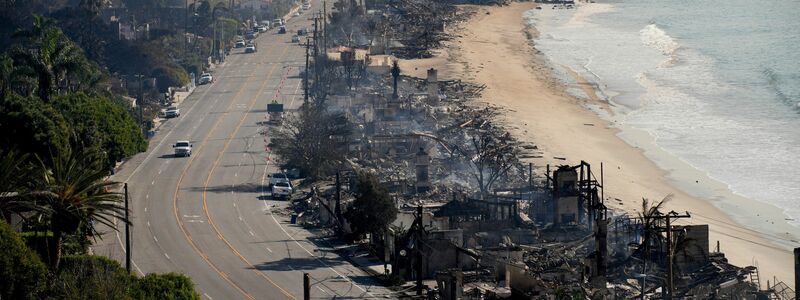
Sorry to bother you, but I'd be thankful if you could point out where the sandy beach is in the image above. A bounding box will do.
[401,2,795,283]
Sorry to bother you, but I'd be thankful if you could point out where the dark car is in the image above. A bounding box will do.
[278,26,286,34]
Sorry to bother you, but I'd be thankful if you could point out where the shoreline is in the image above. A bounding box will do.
[401,2,795,282]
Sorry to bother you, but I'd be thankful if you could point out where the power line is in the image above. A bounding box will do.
[684,211,800,246]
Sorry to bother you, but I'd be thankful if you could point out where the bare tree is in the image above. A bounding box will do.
[466,127,519,197]
[269,104,352,179]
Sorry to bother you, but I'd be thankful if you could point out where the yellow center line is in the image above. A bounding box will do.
[201,43,298,299]
[172,50,271,300]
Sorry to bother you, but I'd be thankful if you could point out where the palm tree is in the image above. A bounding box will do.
[0,53,13,96]
[637,194,672,262]
[12,15,86,102]
[0,150,33,223]
[32,146,127,270]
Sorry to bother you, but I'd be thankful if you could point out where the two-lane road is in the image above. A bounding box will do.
[94,4,390,299]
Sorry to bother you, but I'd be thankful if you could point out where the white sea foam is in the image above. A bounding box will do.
[640,24,679,56]
[525,0,800,229]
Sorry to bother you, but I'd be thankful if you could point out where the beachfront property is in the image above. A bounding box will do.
[279,0,800,298]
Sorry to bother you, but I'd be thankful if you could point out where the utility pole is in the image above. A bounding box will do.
[794,248,800,300]
[124,183,131,273]
[303,273,310,300]
[664,211,690,299]
[304,39,310,102]
[416,204,424,296]
[184,0,188,54]
[642,210,691,299]
[313,14,319,58]
[334,171,341,230]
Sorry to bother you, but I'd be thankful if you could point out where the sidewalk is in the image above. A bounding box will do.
[149,84,194,135]
[305,230,390,279]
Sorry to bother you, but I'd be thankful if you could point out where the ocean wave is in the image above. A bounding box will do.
[640,24,680,57]
[762,67,800,112]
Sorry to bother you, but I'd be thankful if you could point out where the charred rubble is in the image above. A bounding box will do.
[267,0,797,299]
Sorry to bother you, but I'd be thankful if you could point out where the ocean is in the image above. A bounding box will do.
[524,1,800,224]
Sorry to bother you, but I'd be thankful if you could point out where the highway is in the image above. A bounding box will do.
[93,4,391,299]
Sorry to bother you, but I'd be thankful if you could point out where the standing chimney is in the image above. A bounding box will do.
[427,68,438,101]
[415,147,430,193]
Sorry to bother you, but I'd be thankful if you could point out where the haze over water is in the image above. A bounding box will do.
[526,0,800,224]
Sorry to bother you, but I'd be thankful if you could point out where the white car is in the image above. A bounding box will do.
[173,140,192,157]
[302,3,310,10]
[269,172,290,187]
[234,40,245,48]
[245,44,256,53]
[271,181,292,199]
[165,106,180,118]
[198,72,213,84]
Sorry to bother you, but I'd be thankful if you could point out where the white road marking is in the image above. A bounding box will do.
[164,253,170,259]
[111,55,230,277]
[233,203,237,207]
[144,207,147,212]
[146,194,149,199]
[147,221,150,227]
[158,169,162,174]
[239,216,243,221]
[260,165,375,296]
[249,231,255,236]
[153,236,158,242]
[204,293,213,300]
[151,180,155,185]
[266,247,273,253]
[184,215,201,218]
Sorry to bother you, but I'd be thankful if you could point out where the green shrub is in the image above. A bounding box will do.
[130,272,200,300]
[49,255,135,300]
[0,221,48,300]
[52,92,148,169]
[0,93,70,164]
[152,66,189,93]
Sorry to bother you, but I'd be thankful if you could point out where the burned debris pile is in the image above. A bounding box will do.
[265,0,796,298]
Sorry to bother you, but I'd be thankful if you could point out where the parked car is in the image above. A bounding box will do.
[302,3,311,10]
[172,140,192,157]
[291,35,300,43]
[245,31,256,40]
[234,39,246,48]
[293,11,301,17]
[278,26,286,34]
[268,172,290,187]
[297,28,307,36]
[271,181,292,199]
[245,43,256,53]
[198,72,213,84]
[165,106,180,118]
[257,25,268,32]
[272,19,283,26]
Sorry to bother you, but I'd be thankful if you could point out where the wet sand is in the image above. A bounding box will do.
[401,2,794,282]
